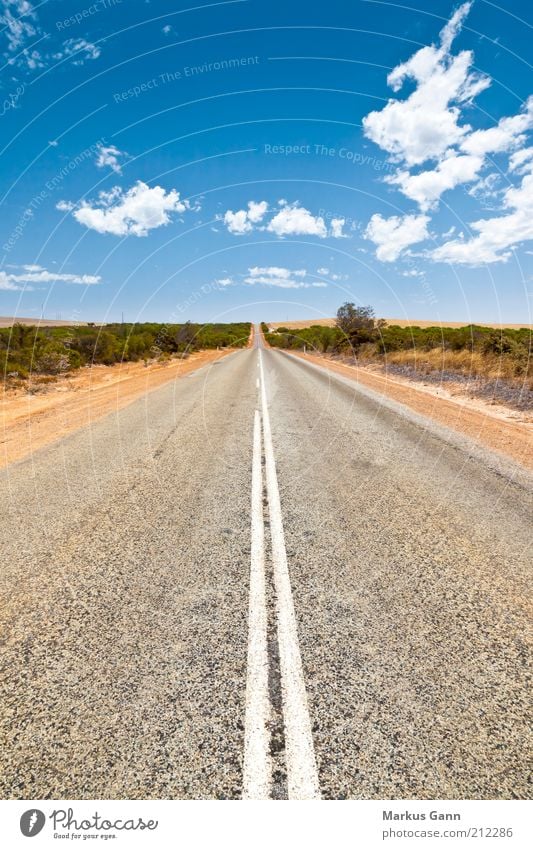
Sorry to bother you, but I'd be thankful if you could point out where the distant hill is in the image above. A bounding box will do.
[0,316,92,328]
[268,318,533,331]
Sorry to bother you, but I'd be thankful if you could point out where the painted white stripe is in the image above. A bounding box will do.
[258,350,321,800]
[242,409,271,799]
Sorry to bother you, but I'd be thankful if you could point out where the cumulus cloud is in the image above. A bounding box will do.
[387,152,484,211]
[267,204,328,238]
[223,200,268,234]
[96,144,126,175]
[63,181,190,237]
[247,200,269,222]
[56,199,75,212]
[363,2,487,167]
[430,170,533,265]
[222,201,345,239]
[364,213,430,262]
[460,97,533,157]
[244,266,327,289]
[0,265,101,289]
[330,217,346,238]
[509,147,533,174]
[223,209,251,234]
[467,172,502,204]
[361,3,533,262]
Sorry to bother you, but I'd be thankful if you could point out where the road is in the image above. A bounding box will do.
[0,329,531,800]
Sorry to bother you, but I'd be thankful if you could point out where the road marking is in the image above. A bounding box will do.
[258,350,321,800]
[242,409,271,799]
[256,378,259,389]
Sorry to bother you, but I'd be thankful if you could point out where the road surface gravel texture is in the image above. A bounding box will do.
[0,331,531,800]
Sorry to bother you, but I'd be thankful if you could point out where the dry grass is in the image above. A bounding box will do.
[357,347,532,390]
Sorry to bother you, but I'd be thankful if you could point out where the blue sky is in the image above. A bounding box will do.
[1,0,532,324]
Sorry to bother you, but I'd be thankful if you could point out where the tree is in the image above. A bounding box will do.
[335,303,385,347]
[175,321,198,352]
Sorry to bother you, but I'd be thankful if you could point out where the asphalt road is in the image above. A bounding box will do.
[0,331,531,800]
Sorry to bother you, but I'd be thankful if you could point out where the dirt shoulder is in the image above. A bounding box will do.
[1,350,234,468]
[290,351,532,471]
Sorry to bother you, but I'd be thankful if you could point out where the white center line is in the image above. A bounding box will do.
[242,409,271,799]
[258,349,321,800]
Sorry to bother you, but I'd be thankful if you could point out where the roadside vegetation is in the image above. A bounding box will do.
[265,304,532,409]
[1,321,251,384]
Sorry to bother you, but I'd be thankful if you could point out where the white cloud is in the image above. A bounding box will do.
[0,1,39,64]
[361,3,533,263]
[1,3,103,70]
[363,2,488,167]
[460,97,533,157]
[223,200,268,234]
[402,269,424,278]
[364,213,430,261]
[388,152,484,211]
[96,144,126,175]
[509,147,533,174]
[162,25,173,34]
[267,204,327,237]
[65,181,189,237]
[0,265,101,289]
[0,271,26,290]
[316,266,347,281]
[56,199,75,212]
[222,201,345,239]
[330,217,346,238]
[362,4,533,212]
[215,277,233,287]
[54,38,101,65]
[467,172,502,203]
[224,209,252,234]
[247,200,268,222]
[244,266,326,289]
[0,0,47,69]
[430,171,533,265]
